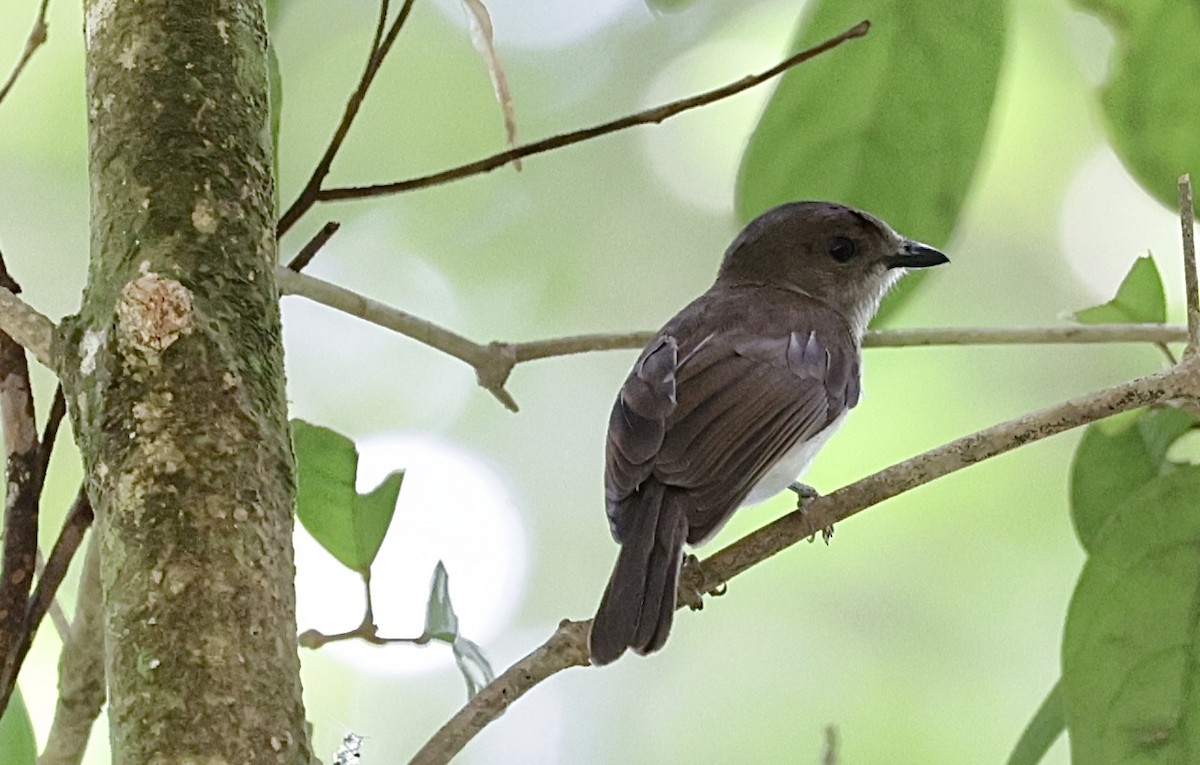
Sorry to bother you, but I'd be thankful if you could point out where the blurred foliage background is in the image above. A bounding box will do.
[0,0,1192,761]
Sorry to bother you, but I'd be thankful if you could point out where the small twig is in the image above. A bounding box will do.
[38,384,65,481]
[318,21,871,203]
[410,361,1198,765]
[286,221,341,271]
[33,550,69,640]
[0,0,51,108]
[1179,174,1198,355]
[39,531,105,765]
[277,0,419,236]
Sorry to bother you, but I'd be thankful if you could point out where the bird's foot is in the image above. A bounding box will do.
[679,554,724,611]
[789,482,834,544]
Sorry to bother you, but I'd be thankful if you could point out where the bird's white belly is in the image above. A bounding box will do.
[740,410,849,506]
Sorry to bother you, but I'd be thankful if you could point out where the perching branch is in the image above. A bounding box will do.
[0,0,51,108]
[0,284,56,369]
[315,21,871,204]
[409,357,1200,765]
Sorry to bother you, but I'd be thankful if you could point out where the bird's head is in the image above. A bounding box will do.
[716,201,949,337]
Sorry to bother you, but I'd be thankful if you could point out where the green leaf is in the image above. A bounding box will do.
[292,420,404,572]
[0,689,36,765]
[1006,679,1064,765]
[1063,466,1200,763]
[736,0,1004,320]
[424,561,459,642]
[1073,256,1166,325]
[1070,406,1196,552]
[1072,0,1200,215]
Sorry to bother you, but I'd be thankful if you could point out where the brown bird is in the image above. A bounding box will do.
[589,201,948,664]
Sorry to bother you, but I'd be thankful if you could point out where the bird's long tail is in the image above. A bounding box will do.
[589,485,688,665]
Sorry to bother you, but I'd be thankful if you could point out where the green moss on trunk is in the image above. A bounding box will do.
[59,0,314,761]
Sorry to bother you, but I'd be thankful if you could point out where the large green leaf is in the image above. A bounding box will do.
[736,0,1004,319]
[1063,466,1200,763]
[0,689,36,765]
[292,420,404,573]
[1072,0,1200,215]
[1073,256,1166,326]
[1070,406,1196,552]
[1006,679,1064,765]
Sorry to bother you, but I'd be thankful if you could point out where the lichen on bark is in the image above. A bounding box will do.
[58,0,315,761]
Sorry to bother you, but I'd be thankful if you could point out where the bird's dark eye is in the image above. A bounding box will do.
[829,236,857,262]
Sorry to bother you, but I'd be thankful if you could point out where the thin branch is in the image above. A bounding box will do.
[0,0,51,108]
[277,266,520,411]
[39,531,104,765]
[0,284,56,369]
[410,359,1200,765]
[286,221,341,271]
[1179,174,1198,355]
[279,263,1191,408]
[318,21,872,203]
[277,0,419,237]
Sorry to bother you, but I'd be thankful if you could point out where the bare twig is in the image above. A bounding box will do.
[318,21,871,203]
[409,359,1200,765]
[33,550,69,639]
[0,0,51,108]
[286,221,341,271]
[1179,174,1198,355]
[39,532,105,765]
[277,0,419,237]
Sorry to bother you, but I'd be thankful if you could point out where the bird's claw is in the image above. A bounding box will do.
[679,554,724,610]
[789,482,834,544]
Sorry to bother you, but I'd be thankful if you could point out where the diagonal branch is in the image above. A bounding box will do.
[408,358,1200,765]
[317,21,871,203]
[0,0,51,108]
[277,0,419,237]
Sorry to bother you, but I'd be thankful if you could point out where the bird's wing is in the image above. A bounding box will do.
[605,312,859,545]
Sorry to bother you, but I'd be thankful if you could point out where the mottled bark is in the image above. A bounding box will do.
[59,0,314,762]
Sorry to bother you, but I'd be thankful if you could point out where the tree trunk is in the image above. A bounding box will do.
[58,0,314,761]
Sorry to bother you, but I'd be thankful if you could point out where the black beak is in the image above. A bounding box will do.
[885,240,949,270]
